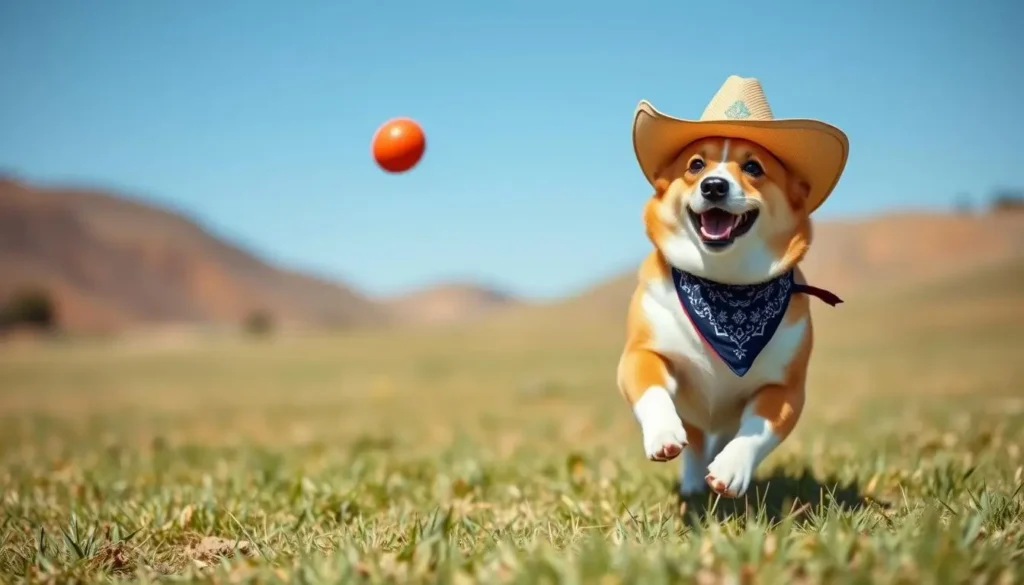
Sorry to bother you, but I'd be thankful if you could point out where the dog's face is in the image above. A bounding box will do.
[643,137,812,284]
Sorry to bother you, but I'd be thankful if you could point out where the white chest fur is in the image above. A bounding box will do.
[639,275,808,432]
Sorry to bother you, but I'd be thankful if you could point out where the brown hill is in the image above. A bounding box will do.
[0,177,390,333]
[383,283,518,327]
[476,210,1024,337]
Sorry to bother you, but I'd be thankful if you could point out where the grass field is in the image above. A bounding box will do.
[1,261,1023,583]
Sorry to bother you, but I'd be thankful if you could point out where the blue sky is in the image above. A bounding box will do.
[1,0,1021,300]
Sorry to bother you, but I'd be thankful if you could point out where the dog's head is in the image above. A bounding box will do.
[643,137,812,284]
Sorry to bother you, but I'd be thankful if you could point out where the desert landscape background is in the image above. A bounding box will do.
[2,173,1022,338]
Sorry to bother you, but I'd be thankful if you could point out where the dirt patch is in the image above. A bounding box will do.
[185,536,257,569]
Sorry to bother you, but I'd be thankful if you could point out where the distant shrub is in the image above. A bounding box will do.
[243,310,274,337]
[1,287,57,331]
[990,189,1024,214]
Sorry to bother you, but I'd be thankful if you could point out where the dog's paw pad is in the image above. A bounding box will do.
[642,418,688,462]
[704,441,757,497]
[705,474,738,498]
[651,441,686,462]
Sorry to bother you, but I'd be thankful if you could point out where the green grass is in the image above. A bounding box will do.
[1,272,1023,583]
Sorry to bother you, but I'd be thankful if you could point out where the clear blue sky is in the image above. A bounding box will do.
[1,0,1021,299]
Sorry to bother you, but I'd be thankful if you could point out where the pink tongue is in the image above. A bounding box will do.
[700,210,735,239]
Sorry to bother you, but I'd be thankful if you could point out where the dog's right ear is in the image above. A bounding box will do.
[653,178,670,199]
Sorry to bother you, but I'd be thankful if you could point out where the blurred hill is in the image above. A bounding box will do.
[0,177,390,333]
[382,283,520,327]
[798,211,1024,295]
[2,176,1022,335]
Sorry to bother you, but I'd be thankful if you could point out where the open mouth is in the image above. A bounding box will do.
[687,207,760,249]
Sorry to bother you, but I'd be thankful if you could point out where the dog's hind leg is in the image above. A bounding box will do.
[678,422,707,496]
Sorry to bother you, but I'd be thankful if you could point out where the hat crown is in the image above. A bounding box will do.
[699,75,775,122]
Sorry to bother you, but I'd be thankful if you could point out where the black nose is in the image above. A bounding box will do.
[700,177,730,200]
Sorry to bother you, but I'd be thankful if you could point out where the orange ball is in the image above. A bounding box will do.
[371,117,426,173]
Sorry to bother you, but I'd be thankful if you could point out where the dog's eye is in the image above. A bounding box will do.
[742,160,764,177]
[688,158,705,173]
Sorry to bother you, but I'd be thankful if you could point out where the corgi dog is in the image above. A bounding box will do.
[620,76,848,498]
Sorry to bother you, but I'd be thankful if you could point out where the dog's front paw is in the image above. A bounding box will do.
[633,386,687,462]
[641,416,688,462]
[705,438,758,498]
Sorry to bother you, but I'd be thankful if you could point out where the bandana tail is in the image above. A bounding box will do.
[794,284,843,306]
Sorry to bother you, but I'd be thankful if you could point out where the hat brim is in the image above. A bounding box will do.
[632,100,849,214]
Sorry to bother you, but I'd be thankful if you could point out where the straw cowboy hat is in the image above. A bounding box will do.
[632,75,849,213]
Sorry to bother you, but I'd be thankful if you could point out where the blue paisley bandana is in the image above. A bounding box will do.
[671,268,842,377]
